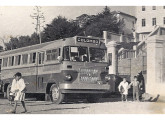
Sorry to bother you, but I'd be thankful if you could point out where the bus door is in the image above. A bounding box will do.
[36,52,45,91]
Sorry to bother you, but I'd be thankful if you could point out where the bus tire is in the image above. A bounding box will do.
[50,84,64,104]
[7,85,11,100]
[45,93,51,101]
[86,94,100,103]
[4,92,7,99]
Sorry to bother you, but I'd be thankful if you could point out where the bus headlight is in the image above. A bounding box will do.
[65,74,72,81]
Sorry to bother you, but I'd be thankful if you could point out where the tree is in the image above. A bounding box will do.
[42,16,81,42]
[4,34,37,50]
[77,6,125,37]
[4,6,125,50]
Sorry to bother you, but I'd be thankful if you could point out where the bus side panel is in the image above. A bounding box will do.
[1,66,37,92]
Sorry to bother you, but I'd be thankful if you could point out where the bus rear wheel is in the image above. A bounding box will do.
[50,84,64,104]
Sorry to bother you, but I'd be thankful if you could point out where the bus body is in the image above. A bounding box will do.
[0,36,110,103]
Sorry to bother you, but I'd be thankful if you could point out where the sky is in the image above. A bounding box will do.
[0,6,135,45]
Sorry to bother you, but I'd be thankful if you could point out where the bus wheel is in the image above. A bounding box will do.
[6,85,11,100]
[4,92,7,99]
[86,94,101,103]
[50,84,64,104]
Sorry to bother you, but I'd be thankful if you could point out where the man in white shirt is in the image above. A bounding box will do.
[118,78,129,102]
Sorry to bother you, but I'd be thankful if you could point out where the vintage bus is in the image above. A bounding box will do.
[0,36,111,104]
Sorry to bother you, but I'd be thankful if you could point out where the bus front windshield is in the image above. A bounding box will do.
[63,46,106,62]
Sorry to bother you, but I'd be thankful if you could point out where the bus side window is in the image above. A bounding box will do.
[46,49,58,61]
[15,55,21,66]
[29,52,36,64]
[63,46,70,61]
[2,57,8,67]
[22,54,28,64]
[39,52,45,64]
[8,56,14,66]
[0,59,2,72]
[58,48,61,56]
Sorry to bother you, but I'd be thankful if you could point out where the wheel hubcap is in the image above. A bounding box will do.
[52,87,59,101]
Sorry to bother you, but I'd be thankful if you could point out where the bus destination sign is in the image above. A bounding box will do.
[76,37,99,44]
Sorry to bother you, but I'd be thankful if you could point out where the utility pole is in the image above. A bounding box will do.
[30,6,45,44]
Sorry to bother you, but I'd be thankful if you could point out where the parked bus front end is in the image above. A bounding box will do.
[53,36,110,103]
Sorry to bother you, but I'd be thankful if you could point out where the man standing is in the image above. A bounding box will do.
[118,78,129,102]
[129,76,140,101]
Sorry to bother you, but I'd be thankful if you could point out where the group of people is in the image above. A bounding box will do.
[118,74,145,102]
[8,72,27,113]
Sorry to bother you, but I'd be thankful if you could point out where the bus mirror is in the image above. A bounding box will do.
[57,56,63,63]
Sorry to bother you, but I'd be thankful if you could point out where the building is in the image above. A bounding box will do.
[105,6,165,100]
[135,6,165,41]
[115,11,137,36]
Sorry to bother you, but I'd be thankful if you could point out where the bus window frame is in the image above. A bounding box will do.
[15,55,22,66]
[22,53,29,65]
[29,52,37,65]
[63,46,89,62]
[38,51,45,65]
[8,56,15,67]
[0,59,2,72]
[2,57,8,68]
[89,47,107,63]
[45,48,60,62]
[63,46,70,61]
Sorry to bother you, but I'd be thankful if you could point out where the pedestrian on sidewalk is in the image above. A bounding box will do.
[8,75,16,106]
[118,78,129,102]
[129,76,140,102]
[10,72,27,113]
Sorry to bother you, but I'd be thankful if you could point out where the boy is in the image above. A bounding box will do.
[118,78,129,101]
[129,76,140,101]
[10,72,27,113]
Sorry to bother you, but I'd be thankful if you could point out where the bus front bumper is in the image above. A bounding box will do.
[59,83,110,94]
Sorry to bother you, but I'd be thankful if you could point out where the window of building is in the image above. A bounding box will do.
[46,49,58,61]
[8,56,14,66]
[2,57,8,67]
[163,17,165,24]
[22,54,28,64]
[142,19,146,27]
[163,6,165,9]
[29,52,36,63]
[142,6,145,11]
[152,18,156,26]
[15,55,21,65]
[152,6,156,10]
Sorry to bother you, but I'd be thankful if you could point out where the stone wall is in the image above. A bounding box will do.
[117,54,147,82]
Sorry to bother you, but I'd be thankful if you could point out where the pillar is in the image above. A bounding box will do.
[103,31,108,44]
[106,41,118,74]
[146,35,165,97]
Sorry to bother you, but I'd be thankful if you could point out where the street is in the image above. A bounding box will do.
[0,94,165,114]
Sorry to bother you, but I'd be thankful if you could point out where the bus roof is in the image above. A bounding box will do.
[0,36,106,57]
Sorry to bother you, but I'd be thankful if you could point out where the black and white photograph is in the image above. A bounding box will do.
[0,1,164,117]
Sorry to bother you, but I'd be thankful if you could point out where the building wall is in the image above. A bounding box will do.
[136,6,165,33]
[117,14,136,35]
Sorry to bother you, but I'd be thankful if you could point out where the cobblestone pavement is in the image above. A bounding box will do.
[0,94,165,114]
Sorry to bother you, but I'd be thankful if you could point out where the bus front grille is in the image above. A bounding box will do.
[79,68,99,83]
